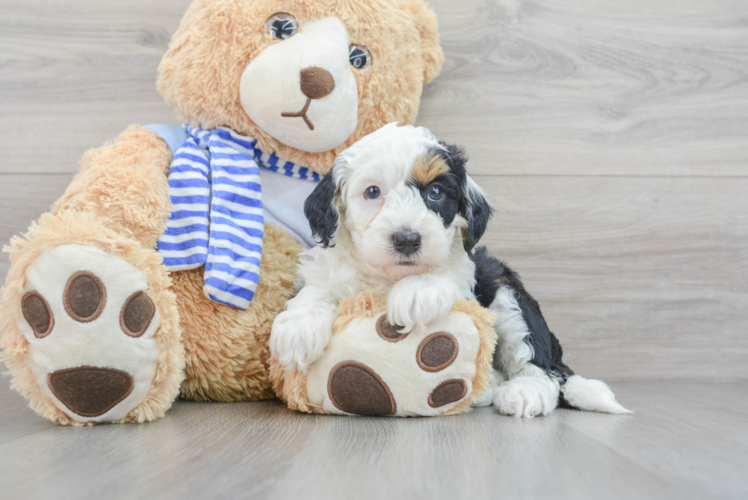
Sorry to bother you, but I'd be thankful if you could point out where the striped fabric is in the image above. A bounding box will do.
[157,126,320,310]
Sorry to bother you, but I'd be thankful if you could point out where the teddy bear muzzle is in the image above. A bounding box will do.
[240,17,359,153]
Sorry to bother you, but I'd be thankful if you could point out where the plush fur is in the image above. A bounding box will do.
[1,210,183,426]
[176,223,303,402]
[1,0,444,424]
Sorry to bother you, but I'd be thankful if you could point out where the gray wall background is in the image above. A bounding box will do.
[1,0,746,381]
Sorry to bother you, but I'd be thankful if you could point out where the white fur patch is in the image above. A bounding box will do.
[387,274,462,333]
[492,365,560,418]
[562,375,633,414]
[270,285,337,371]
[19,245,160,423]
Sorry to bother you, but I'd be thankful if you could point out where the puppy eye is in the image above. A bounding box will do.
[365,186,381,200]
[266,13,298,40]
[349,45,373,71]
[428,186,444,202]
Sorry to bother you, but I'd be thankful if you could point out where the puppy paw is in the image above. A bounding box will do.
[271,305,336,372]
[387,277,459,333]
[493,376,559,418]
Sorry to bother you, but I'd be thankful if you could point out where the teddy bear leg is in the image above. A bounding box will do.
[175,223,303,402]
[0,127,184,425]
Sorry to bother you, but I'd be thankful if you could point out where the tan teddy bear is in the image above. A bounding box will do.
[0,0,445,425]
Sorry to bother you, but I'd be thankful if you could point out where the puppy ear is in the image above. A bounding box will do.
[304,171,339,248]
[403,0,445,83]
[463,175,493,253]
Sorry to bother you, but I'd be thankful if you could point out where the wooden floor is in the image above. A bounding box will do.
[1,380,747,500]
[1,1,747,499]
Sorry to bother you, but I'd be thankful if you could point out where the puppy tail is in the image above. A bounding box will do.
[560,375,633,414]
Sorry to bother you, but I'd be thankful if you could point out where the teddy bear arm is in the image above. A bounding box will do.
[51,125,173,249]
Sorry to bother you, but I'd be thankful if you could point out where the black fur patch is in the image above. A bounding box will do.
[304,171,338,248]
[471,247,574,381]
[470,247,511,308]
[410,143,492,252]
[463,185,493,253]
[413,173,462,227]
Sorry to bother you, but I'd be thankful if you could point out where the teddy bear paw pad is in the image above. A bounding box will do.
[328,361,396,416]
[307,310,481,417]
[18,244,162,423]
[48,367,134,418]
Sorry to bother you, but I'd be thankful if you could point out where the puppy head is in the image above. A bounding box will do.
[304,123,493,279]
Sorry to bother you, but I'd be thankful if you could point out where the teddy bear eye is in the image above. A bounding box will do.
[349,45,373,71]
[266,13,299,40]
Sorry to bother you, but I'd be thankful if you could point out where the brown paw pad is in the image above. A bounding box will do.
[376,315,408,343]
[429,379,468,408]
[417,332,458,372]
[64,272,106,323]
[328,361,396,416]
[22,292,54,339]
[120,291,156,338]
[48,367,134,418]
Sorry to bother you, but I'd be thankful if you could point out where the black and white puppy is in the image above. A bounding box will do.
[270,123,630,417]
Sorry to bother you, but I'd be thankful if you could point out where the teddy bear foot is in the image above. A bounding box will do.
[19,244,168,423]
[2,212,184,425]
[269,295,498,418]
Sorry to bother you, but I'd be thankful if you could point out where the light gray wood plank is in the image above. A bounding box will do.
[0,380,746,500]
[419,0,748,176]
[0,376,56,446]
[0,0,189,174]
[566,381,748,500]
[0,174,74,248]
[1,0,747,177]
[0,174,73,284]
[475,174,748,380]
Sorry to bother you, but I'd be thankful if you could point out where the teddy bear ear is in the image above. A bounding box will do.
[403,0,445,83]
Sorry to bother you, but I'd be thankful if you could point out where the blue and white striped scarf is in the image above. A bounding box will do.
[157,126,321,310]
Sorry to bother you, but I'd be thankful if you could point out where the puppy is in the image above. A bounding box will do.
[271,123,630,418]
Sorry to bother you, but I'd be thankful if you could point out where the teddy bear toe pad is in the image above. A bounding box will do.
[328,361,396,416]
[308,312,480,417]
[19,245,161,423]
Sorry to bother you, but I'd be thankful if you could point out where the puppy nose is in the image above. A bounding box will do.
[300,66,335,99]
[392,231,422,257]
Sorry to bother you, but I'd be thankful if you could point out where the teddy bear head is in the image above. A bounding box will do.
[157,0,444,173]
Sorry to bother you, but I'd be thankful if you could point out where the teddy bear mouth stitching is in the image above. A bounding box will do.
[281,66,337,131]
[281,98,316,131]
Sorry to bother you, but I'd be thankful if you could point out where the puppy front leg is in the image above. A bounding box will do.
[387,274,461,333]
[270,286,337,372]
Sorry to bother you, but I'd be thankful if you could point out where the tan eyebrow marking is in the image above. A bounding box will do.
[412,154,450,186]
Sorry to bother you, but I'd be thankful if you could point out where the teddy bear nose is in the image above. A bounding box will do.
[300,66,336,100]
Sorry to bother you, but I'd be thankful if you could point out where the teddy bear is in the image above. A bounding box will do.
[0,0,447,425]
